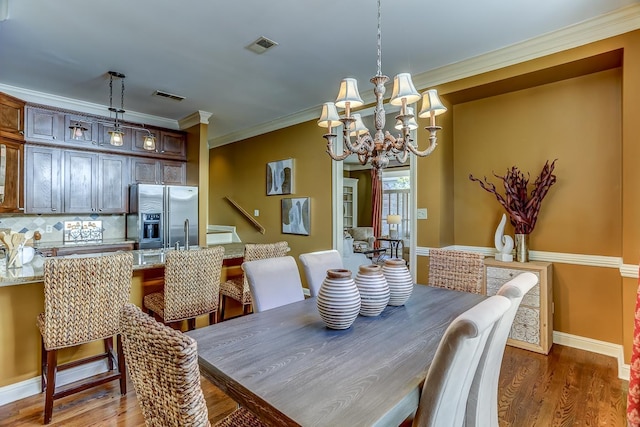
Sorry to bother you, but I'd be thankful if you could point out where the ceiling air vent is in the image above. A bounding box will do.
[246,36,278,54]
[153,90,185,101]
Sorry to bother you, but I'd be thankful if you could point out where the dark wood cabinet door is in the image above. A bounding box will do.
[131,157,159,184]
[25,107,64,143]
[64,150,97,213]
[0,93,25,141]
[24,145,62,213]
[97,154,129,213]
[159,130,186,158]
[160,160,186,185]
[0,139,24,212]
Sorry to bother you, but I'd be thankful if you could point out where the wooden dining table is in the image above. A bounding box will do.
[187,284,485,427]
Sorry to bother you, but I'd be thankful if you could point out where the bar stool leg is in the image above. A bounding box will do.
[209,311,218,325]
[117,334,127,395]
[44,349,58,424]
[219,294,226,321]
[187,318,196,331]
[104,337,114,371]
[40,339,46,392]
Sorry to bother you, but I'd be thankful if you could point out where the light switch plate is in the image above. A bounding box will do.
[417,208,427,220]
[254,210,260,217]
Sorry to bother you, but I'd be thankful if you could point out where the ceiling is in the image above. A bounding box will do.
[0,0,637,148]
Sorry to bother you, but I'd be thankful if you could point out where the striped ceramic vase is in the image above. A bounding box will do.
[382,258,413,306]
[317,269,361,330]
[355,264,390,317]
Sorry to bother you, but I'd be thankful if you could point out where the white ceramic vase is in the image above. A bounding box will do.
[382,258,413,306]
[317,269,361,330]
[355,264,390,317]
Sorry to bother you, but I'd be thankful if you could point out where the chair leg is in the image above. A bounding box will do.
[40,338,46,393]
[44,349,57,424]
[117,334,126,395]
[243,304,252,315]
[209,310,218,325]
[187,318,196,331]
[104,337,115,371]
[220,294,226,321]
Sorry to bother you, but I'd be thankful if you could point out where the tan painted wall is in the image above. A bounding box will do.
[209,120,333,261]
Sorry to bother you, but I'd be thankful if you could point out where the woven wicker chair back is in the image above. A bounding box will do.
[427,248,485,294]
[42,252,133,350]
[120,303,211,427]
[164,246,225,322]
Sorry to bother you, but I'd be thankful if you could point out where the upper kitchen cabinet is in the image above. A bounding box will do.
[0,139,25,213]
[25,106,64,143]
[131,157,186,185]
[96,122,132,152]
[132,128,186,160]
[24,145,63,214]
[0,92,25,141]
[64,113,99,146]
[64,150,129,213]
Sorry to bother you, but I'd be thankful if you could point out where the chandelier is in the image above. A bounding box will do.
[317,0,447,171]
[68,71,157,150]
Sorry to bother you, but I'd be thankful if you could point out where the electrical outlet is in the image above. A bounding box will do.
[254,210,260,217]
[45,225,53,233]
[417,208,427,220]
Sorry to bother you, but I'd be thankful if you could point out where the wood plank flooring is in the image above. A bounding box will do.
[0,344,628,426]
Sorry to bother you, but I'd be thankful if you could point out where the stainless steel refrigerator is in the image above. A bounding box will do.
[127,183,199,250]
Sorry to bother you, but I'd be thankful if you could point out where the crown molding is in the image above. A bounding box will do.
[0,83,180,130]
[179,110,213,129]
[209,4,640,148]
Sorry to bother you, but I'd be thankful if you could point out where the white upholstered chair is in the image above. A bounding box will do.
[465,272,538,427]
[299,249,343,297]
[412,295,511,427]
[243,256,305,313]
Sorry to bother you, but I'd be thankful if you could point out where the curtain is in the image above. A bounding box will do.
[371,168,382,249]
[628,264,640,426]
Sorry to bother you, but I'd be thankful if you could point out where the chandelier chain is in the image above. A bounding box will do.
[376,0,382,77]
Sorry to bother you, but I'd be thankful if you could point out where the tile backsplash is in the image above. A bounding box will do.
[0,214,125,244]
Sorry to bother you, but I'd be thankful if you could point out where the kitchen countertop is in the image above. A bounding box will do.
[0,243,246,287]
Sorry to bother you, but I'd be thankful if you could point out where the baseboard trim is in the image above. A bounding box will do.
[553,331,628,380]
[0,360,108,407]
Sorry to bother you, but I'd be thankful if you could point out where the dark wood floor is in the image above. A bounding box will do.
[0,344,628,426]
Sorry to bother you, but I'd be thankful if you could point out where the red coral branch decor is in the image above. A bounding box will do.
[469,160,557,235]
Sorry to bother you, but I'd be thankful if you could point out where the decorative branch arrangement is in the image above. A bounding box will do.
[469,160,557,234]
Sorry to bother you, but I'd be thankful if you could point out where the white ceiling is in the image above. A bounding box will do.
[0,0,637,148]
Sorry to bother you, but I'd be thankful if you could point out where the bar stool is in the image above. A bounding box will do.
[219,241,288,320]
[144,246,224,330]
[37,252,133,424]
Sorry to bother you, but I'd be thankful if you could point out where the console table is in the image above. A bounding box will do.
[483,259,553,354]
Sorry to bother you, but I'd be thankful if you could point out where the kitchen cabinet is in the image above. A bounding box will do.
[64,113,99,145]
[131,157,186,185]
[0,92,25,141]
[484,259,553,354]
[25,145,63,213]
[0,139,24,213]
[132,128,186,160]
[25,145,128,214]
[64,151,129,213]
[25,106,64,143]
[97,122,132,151]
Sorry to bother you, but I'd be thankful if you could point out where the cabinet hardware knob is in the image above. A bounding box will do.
[19,130,24,135]
[51,208,56,211]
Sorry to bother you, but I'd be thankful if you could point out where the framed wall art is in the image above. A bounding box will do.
[282,197,310,235]
[267,158,293,195]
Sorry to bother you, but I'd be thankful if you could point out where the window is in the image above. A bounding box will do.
[381,169,410,239]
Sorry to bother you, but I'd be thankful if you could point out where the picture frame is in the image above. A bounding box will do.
[281,197,310,235]
[267,158,294,195]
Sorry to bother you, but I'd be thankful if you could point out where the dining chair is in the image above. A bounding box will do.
[37,252,133,424]
[299,249,343,297]
[144,246,225,331]
[427,248,485,294]
[411,295,512,427]
[243,256,305,313]
[119,303,266,427]
[219,241,288,319]
[465,272,538,427]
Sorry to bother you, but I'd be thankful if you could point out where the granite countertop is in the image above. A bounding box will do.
[0,243,246,287]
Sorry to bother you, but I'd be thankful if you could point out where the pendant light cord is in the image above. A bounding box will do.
[376,0,382,77]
